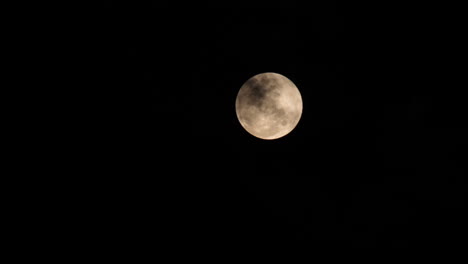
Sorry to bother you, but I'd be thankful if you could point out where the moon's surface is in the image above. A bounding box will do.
[235,72,303,140]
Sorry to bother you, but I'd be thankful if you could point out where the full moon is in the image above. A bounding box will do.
[235,72,303,140]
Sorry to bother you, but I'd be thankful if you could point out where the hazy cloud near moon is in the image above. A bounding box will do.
[236,72,303,140]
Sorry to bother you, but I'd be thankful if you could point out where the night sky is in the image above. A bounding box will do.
[124,3,467,250]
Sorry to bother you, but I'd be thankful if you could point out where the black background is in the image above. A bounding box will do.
[121,2,467,250]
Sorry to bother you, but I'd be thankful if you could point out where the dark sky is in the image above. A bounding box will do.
[124,3,467,250]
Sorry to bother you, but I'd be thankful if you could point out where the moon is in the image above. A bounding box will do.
[235,72,303,140]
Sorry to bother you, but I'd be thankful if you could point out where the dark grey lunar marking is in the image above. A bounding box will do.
[273,108,286,118]
[244,75,282,110]
[249,81,267,102]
